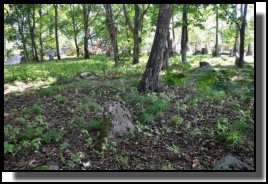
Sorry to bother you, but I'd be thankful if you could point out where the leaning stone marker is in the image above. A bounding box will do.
[214,155,253,170]
[101,101,134,141]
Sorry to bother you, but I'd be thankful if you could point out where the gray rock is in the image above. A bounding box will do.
[214,155,253,170]
[80,72,98,80]
[102,101,134,140]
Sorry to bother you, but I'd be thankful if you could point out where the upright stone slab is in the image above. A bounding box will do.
[101,101,134,140]
[48,54,54,61]
[246,43,254,56]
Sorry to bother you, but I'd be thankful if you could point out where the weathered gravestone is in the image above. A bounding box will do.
[6,54,23,65]
[48,54,54,61]
[214,155,253,170]
[229,49,234,57]
[101,101,134,141]
[246,43,254,56]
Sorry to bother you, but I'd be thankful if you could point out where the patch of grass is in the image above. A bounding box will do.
[42,130,64,143]
[146,99,169,117]
[170,115,183,125]
[54,95,69,104]
[23,104,44,115]
[79,97,101,112]
[139,113,155,124]
[39,87,57,96]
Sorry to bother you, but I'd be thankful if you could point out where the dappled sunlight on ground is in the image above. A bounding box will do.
[4,81,52,95]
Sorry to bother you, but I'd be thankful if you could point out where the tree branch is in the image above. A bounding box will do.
[123,4,134,32]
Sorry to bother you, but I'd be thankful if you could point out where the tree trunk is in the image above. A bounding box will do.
[38,9,44,61]
[70,5,80,57]
[181,4,188,63]
[104,4,119,67]
[138,4,172,92]
[233,29,239,57]
[213,5,220,57]
[17,11,29,62]
[83,4,90,59]
[237,4,248,68]
[161,31,172,71]
[132,4,140,64]
[54,4,61,60]
[123,4,141,64]
[27,5,39,62]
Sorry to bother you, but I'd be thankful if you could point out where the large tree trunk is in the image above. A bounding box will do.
[54,4,61,60]
[161,31,172,71]
[104,4,119,67]
[237,4,248,68]
[70,5,80,57]
[27,4,39,62]
[213,5,220,57]
[181,4,188,63]
[82,4,90,59]
[138,4,172,92]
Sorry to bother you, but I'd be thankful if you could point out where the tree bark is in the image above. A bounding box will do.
[38,8,44,61]
[27,4,39,62]
[161,31,172,71]
[237,4,248,68]
[54,4,61,60]
[233,29,239,57]
[104,4,119,67]
[16,7,29,61]
[82,4,90,59]
[213,5,220,57]
[181,4,188,63]
[70,5,80,57]
[138,4,172,92]
[123,4,150,65]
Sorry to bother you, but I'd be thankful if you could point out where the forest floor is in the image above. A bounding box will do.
[4,54,254,170]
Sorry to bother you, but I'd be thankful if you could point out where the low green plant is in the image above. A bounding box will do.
[23,104,44,115]
[4,141,15,155]
[139,113,155,124]
[19,127,44,140]
[167,143,180,154]
[22,138,42,149]
[117,155,129,165]
[54,95,68,104]
[162,161,173,170]
[42,130,64,143]
[170,115,183,125]
[79,97,101,112]
[146,99,169,118]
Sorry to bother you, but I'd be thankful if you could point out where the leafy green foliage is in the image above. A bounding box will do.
[170,115,183,125]
[4,141,15,155]
[42,130,64,143]
[23,104,44,115]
